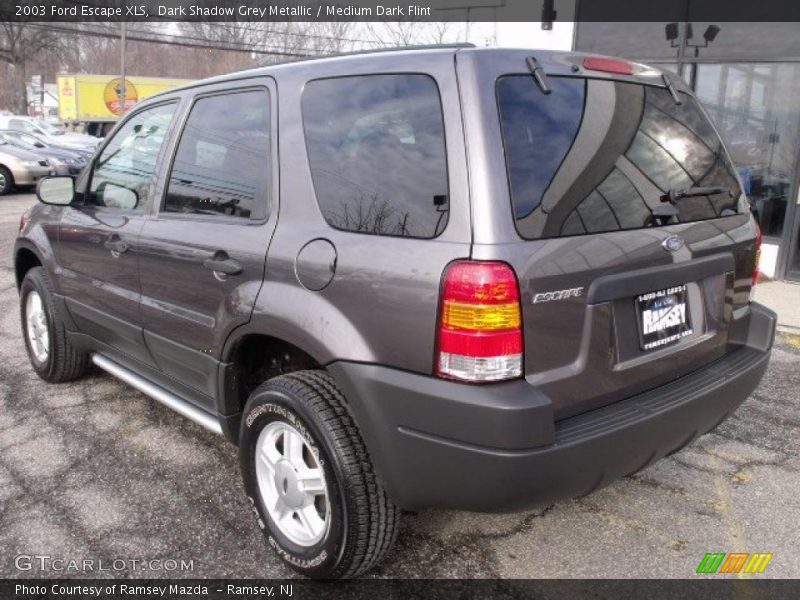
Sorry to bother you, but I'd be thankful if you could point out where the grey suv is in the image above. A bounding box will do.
[14,47,775,579]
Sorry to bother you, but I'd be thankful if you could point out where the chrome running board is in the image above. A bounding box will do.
[91,353,223,435]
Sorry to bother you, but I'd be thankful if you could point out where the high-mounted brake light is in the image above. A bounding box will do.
[435,261,523,382]
[583,56,634,76]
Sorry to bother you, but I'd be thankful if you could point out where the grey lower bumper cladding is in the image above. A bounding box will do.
[329,303,776,512]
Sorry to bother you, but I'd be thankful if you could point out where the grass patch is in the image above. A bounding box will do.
[781,333,800,350]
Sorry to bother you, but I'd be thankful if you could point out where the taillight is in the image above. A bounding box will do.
[582,56,634,75]
[435,260,523,382]
[752,223,762,287]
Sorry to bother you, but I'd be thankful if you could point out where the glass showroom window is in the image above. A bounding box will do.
[695,63,800,240]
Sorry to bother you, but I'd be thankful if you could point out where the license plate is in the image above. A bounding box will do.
[636,285,692,351]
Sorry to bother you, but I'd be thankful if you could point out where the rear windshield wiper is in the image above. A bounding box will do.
[645,203,679,227]
[526,57,551,95]
[663,186,728,204]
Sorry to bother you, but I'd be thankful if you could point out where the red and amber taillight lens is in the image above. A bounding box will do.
[435,261,523,382]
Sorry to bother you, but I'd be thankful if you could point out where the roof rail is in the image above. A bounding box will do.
[334,42,477,57]
[265,42,477,67]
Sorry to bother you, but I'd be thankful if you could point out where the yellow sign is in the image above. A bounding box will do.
[57,74,192,122]
[103,78,138,116]
[58,76,77,121]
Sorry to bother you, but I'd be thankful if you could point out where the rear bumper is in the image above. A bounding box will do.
[329,303,776,512]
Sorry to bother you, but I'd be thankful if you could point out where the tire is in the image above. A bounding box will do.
[20,267,88,383]
[239,370,399,579]
[0,166,13,195]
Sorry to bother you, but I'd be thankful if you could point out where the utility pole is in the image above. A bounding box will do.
[119,21,127,115]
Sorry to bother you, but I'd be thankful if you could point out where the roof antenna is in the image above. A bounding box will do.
[526,57,552,95]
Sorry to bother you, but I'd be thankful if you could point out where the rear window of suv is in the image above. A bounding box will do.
[497,76,744,239]
[302,74,449,239]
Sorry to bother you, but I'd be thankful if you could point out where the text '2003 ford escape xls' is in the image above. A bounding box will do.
[14,46,775,579]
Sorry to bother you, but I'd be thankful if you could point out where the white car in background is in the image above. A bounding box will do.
[0,138,53,195]
[0,116,100,152]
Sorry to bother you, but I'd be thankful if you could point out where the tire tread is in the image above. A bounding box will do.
[22,267,88,382]
[257,370,399,578]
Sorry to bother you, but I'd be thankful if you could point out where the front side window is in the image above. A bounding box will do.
[302,74,449,238]
[89,102,177,210]
[497,76,744,239]
[163,90,270,220]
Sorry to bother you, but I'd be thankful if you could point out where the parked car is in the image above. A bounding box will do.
[0,115,100,153]
[14,46,775,579]
[0,129,95,160]
[0,138,52,194]
[0,130,87,177]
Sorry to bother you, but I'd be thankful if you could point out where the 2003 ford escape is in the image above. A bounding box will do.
[14,46,775,578]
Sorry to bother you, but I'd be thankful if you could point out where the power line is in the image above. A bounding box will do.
[89,23,313,54]
[116,22,374,53]
[191,21,377,45]
[24,21,382,58]
[54,0,378,46]
[24,23,332,58]
[27,23,307,57]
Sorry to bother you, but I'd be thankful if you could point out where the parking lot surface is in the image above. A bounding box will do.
[1,192,798,579]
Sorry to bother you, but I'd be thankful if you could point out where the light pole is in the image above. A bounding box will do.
[665,22,720,89]
[541,0,556,30]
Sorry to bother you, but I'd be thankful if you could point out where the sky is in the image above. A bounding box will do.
[345,21,575,51]
[470,21,574,49]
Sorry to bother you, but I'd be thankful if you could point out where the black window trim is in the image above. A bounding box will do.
[300,71,451,240]
[156,85,272,226]
[84,98,180,214]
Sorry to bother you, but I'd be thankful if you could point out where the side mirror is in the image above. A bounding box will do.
[97,181,138,209]
[36,176,74,206]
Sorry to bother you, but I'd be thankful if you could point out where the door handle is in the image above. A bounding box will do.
[104,237,128,255]
[203,253,243,276]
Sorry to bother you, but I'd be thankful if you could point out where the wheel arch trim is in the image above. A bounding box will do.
[14,240,46,288]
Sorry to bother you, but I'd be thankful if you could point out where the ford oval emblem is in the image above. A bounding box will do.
[662,235,684,252]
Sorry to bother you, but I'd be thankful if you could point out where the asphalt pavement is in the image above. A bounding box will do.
[1,192,798,579]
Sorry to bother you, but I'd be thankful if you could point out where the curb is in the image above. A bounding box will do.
[777,325,800,336]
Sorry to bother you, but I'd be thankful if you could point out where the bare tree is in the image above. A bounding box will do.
[333,195,414,236]
[428,21,463,44]
[364,21,464,48]
[0,19,377,114]
[365,22,421,47]
[0,23,61,114]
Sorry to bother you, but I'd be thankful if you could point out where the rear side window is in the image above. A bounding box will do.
[164,89,270,220]
[497,76,744,239]
[302,74,449,238]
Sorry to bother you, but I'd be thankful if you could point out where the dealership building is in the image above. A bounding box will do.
[574,22,800,281]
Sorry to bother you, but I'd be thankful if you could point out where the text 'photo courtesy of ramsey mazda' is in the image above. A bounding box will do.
[14,46,774,579]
